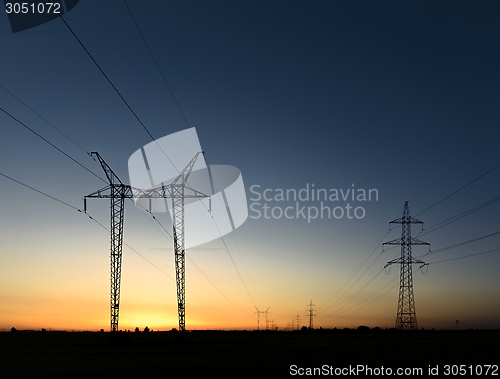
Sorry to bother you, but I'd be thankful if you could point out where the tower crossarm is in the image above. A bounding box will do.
[384,256,427,269]
[90,152,124,186]
[383,237,430,246]
[170,151,204,187]
[389,215,424,225]
[85,184,132,199]
[85,185,209,201]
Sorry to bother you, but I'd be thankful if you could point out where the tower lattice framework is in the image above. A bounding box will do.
[383,201,429,330]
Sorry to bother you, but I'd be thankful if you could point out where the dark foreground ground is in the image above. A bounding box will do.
[0,329,498,378]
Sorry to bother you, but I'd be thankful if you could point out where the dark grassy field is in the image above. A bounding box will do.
[0,329,498,378]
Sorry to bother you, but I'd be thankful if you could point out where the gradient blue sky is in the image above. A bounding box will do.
[0,1,499,331]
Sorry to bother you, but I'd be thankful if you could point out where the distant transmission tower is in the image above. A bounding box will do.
[263,307,271,330]
[295,314,301,330]
[254,307,262,330]
[306,300,316,329]
[383,201,429,330]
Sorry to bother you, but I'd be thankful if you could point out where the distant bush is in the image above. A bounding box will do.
[11,327,17,332]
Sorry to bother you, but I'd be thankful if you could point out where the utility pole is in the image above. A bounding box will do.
[295,314,301,331]
[306,301,316,329]
[383,201,429,330]
[85,152,207,332]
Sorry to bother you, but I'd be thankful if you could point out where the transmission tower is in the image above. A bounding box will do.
[306,300,316,329]
[163,152,208,331]
[295,314,301,330]
[85,152,207,332]
[383,201,429,330]
[254,307,262,330]
[84,152,130,332]
[271,319,277,331]
[264,307,271,330]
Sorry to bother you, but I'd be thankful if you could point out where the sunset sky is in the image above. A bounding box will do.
[0,1,499,332]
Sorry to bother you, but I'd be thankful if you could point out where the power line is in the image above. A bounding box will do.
[316,216,404,322]
[318,228,390,311]
[0,105,105,183]
[334,270,404,321]
[193,153,259,308]
[417,194,500,237]
[416,230,500,259]
[0,171,80,211]
[187,254,251,318]
[0,83,92,159]
[212,220,257,307]
[231,232,263,306]
[426,248,500,266]
[58,14,180,174]
[319,267,386,320]
[317,215,403,313]
[415,161,500,217]
[58,15,154,141]
[322,249,387,315]
[410,132,500,202]
[122,0,192,130]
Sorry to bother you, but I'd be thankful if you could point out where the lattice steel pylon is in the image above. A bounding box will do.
[254,307,262,330]
[306,300,316,329]
[263,307,271,330]
[383,201,429,330]
[85,151,207,332]
[85,152,129,332]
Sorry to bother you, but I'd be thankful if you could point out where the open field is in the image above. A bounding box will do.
[0,329,498,377]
